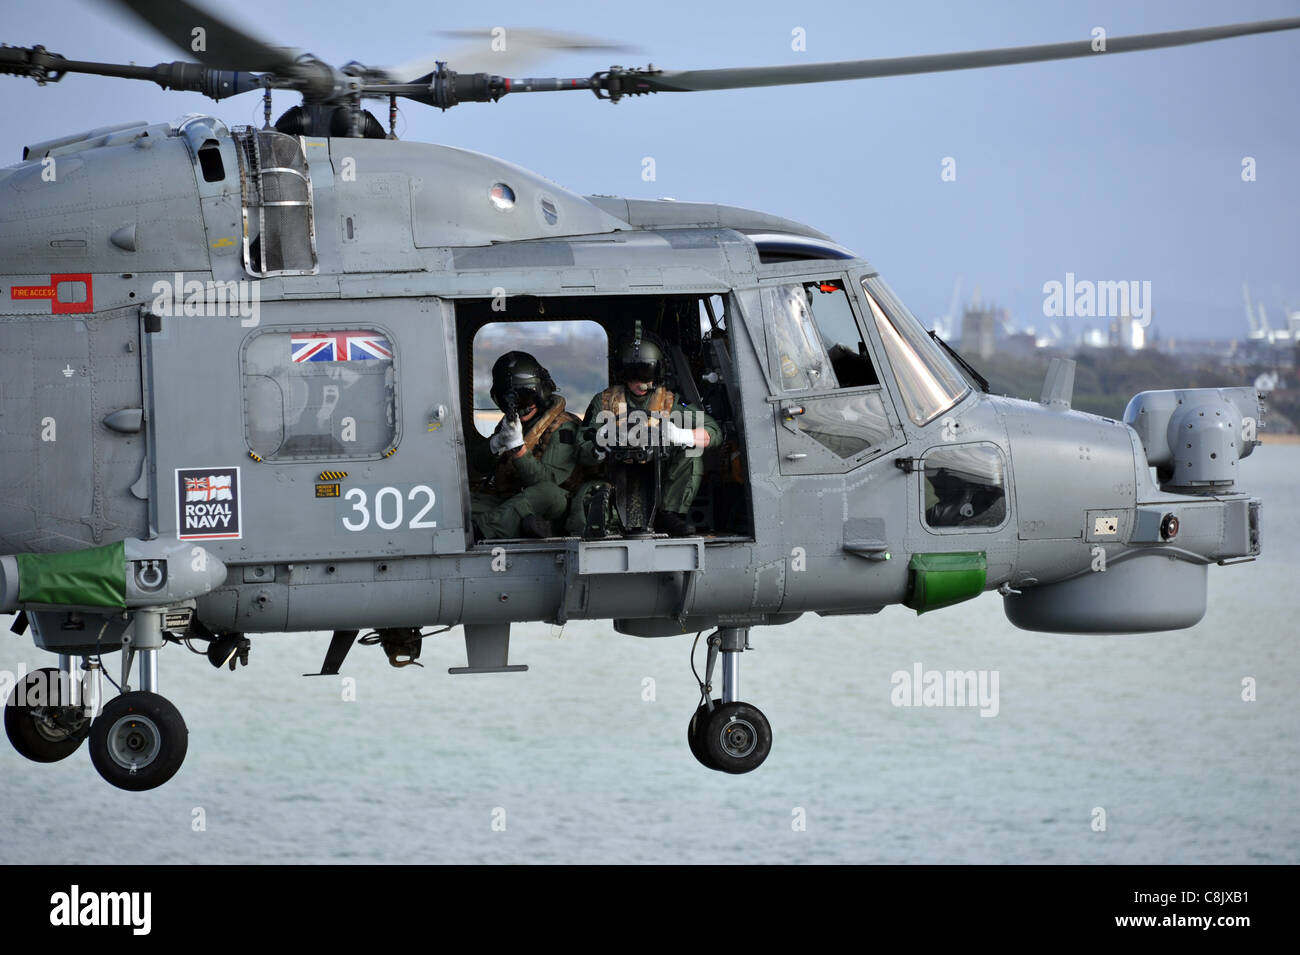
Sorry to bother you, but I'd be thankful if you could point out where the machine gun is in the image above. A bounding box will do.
[583,405,680,538]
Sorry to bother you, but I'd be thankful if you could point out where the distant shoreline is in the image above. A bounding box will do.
[1261,433,1300,444]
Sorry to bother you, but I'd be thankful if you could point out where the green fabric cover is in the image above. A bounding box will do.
[906,551,987,614]
[15,541,127,608]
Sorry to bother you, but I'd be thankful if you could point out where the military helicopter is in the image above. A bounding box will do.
[0,0,1288,790]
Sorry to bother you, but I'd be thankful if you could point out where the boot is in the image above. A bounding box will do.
[655,511,695,537]
[583,485,610,540]
[519,514,553,539]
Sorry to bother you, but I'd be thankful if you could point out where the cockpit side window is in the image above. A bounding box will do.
[763,279,890,460]
[764,280,880,392]
[763,284,833,392]
[806,280,880,389]
[861,276,969,426]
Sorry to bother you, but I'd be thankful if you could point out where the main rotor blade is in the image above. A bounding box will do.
[636,17,1300,93]
[0,46,263,99]
[111,0,298,74]
[391,28,636,82]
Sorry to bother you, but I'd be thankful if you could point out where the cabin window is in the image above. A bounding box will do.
[242,327,397,460]
[923,443,1007,529]
[470,321,608,436]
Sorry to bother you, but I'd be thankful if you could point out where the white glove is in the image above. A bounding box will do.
[489,416,525,455]
[660,420,696,448]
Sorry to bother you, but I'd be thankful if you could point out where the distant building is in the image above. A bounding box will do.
[1110,314,1146,351]
[1081,326,1109,349]
[1000,332,1039,358]
[961,306,1000,360]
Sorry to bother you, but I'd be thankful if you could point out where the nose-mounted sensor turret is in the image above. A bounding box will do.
[1124,387,1263,494]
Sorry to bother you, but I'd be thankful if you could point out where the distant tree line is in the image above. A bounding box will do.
[970,349,1291,428]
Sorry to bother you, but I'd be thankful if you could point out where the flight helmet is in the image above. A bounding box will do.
[490,351,556,413]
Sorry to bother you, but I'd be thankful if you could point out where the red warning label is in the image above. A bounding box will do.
[9,273,93,314]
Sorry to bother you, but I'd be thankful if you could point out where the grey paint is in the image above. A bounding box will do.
[584,197,837,242]
[0,306,146,550]
[0,130,210,279]
[1004,554,1208,634]
[0,115,1263,654]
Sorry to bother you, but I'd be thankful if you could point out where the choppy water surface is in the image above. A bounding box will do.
[2,448,1296,864]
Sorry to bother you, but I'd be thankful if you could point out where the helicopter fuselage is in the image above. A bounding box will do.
[0,116,1261,655]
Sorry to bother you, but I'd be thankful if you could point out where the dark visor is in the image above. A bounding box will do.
[623,361,658,382]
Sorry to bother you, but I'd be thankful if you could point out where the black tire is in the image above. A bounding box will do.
[687,698,721,769]
[703,701,772,775]
[89,691,188,791]
[4,667,90,763]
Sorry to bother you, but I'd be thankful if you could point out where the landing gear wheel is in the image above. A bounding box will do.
[89,691,188,791]
[703,701,772,774]
[4,667,90,763]
[687,698,721,769]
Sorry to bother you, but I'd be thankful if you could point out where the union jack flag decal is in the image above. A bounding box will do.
[291,331,393,363]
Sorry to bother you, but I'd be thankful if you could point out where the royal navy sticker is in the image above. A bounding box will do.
[176,467,242,540]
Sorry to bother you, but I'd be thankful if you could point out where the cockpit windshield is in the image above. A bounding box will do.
[861,276,969,425]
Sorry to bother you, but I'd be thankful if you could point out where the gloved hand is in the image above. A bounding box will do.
[584,425,609,461]
[489,416,525,455]
[660,419,697,448]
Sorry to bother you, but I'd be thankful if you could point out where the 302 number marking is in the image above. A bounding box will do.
[342,485,437,532]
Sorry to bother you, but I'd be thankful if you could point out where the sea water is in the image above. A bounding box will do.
[1,447,1296,864]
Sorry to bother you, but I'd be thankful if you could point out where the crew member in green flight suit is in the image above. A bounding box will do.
[469,351,581,540]
[568,335,720,538]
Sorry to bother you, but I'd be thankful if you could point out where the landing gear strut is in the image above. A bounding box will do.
[687,627,772,774]
[86,609,189,791]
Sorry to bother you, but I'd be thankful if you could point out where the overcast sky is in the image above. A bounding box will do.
[2,0,1297,340]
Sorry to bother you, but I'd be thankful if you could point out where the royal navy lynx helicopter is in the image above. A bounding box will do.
[0,0,1288,790]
